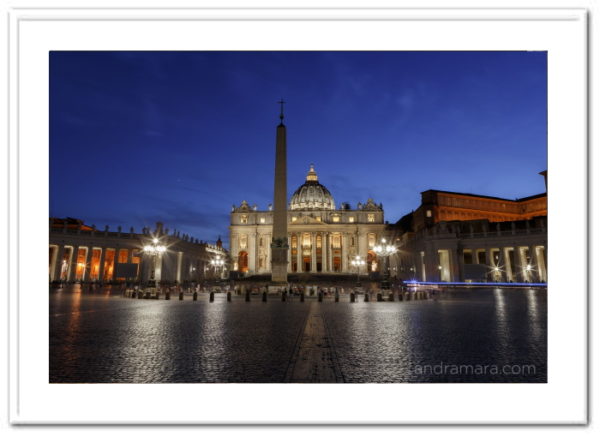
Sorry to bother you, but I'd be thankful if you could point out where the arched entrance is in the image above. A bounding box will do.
[238,251,249,273]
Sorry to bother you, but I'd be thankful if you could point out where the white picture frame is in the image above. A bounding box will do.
[5,1,588,426]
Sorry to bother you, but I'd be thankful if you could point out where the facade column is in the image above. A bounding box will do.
[322,232,328,272]
[296,232,301,272]
[330,234,335,273]
[287,234,293,273]
[311,233,317,272]
[341,233,347,273]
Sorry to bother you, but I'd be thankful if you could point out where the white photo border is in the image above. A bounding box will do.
[7,6,588,425]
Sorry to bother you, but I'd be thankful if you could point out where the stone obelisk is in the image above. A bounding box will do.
[271,100,289,284]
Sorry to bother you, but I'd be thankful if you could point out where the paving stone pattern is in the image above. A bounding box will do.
[50,288,546,383]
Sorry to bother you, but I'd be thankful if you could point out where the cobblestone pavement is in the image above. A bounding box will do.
[50,287,546,383]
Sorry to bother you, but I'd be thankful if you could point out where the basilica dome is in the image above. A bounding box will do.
[289,165,336,210]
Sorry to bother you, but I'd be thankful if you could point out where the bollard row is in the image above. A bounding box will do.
[123,288,432,302]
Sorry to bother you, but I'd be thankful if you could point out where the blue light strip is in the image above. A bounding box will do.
[405,280,547,287]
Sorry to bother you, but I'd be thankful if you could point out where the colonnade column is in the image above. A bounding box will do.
[528,245,539,282]
[98,248,106,282]
[67,246,79,281]
[81,247,90,281]
[457,248,465,282]
[514,247,525,282]
[499,248,509,282]
[485,248,493,282]
[53,245,65,281]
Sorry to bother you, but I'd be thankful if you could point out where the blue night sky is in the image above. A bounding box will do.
[50,51,547,248]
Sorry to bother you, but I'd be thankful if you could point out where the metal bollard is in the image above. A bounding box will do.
[350,292,355,303]
[179,292,184,301]
[245,290,250,302]
[193,291,198,301]
[335,293,339,303]
[364,293,369,302]
[262,291,267,302]
[388,292,395,302]
[227,291,232,302]
[300,293,305,302]
[209,292,214,302]
[165,291,170,300]
[281,292,286,302]
[377,293,383,302]
[318,292,323,302]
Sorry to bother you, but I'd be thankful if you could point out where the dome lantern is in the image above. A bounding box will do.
[289,164,335,211]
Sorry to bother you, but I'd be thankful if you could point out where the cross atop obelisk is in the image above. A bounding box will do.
[271,101,289,284]
[278,98,285,124]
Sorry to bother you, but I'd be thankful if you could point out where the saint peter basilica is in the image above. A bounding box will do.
[229,165,386,275]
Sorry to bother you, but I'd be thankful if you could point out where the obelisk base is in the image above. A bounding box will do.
[271,245,288,284]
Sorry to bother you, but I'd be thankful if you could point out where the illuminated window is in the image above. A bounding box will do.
[349,216,355,223]
[332,215,340,223]
[241,215,248,224]
[367,214,375,223]
[291,234,298,249]
[292,216,297,222]
[316,234,322,248]
[332,234,341,249]
[316,216,321,222]
[368,233,376,249]
[239,234,248,249]
[426,210,432,218]
[260,217,265,224]
[302,233,311,247]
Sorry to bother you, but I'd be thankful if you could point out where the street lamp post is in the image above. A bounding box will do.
[373,238,397,290]
[143,237,166,286]
[210,255,225,280]
[350,255,365,287]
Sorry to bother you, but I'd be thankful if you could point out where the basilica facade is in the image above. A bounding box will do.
[229,165,386,275]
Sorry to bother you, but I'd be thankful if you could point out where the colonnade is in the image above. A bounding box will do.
[412,244,548,283]
[49,244,140,282]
